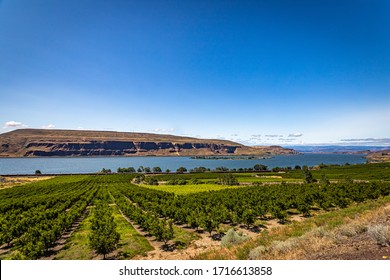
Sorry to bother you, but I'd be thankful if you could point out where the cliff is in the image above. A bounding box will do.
[0,129,297,157]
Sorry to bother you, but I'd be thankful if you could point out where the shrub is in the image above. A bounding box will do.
[271,238,300,253]
[248,245,267,260]
[218,173,239,186]
[367,224,390,246]
[221,229,249,247]
[338,223,366,237]
[144,177,159,185]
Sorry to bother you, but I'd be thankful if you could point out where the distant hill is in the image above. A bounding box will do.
[286,145,390,154]
[365,150,390,163]
[0,129,296,157]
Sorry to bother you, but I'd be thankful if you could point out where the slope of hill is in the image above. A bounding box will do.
[0,129,296,157]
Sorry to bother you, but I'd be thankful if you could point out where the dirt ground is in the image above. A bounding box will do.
[308,231,390,260]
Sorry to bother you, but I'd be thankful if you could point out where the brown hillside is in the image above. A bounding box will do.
[0,129,296,157]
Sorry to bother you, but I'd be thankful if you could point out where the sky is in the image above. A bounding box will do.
[1,0,390,146]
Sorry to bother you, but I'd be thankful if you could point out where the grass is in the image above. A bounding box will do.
[172,226,201,248]
[111,205,153,259]
[54,209,95,260]
[140,183,246,195]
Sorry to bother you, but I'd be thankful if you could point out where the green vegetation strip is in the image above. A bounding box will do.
[112,205,153,259]
[141,183,245,195]
[54,209,95,260]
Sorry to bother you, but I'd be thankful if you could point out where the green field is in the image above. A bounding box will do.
[141,183,245,195]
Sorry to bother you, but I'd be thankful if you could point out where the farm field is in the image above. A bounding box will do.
[0,162,389,260]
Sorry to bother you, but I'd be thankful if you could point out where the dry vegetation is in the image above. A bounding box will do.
[0,176,53,189]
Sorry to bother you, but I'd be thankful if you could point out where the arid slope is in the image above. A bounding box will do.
[0,129,296,157]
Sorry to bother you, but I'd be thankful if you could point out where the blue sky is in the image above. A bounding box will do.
[1,0,390,146]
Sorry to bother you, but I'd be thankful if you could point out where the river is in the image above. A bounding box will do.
[0,154,367,175]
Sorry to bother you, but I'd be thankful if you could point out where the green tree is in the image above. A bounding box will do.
[218,173,239,186]
[253,164,268,171]
[152,166,162,173]
[137,166,144,173]
[320,174,330,186]
[144,167,151,173]
[35,170,42,175]
[302,167,315,183]
[89,202,120,259]
[100,168,111,174]
[242,209,255,229]
[176,167,187,173]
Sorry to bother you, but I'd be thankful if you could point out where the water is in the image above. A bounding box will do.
[0,154,367,175]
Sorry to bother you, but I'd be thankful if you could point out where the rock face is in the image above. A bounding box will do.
[0,129,296,157]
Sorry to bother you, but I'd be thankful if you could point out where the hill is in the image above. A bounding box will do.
[0,129,296,157]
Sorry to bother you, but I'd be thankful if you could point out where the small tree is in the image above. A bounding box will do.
[218,173,239,186]
[319,175,330,186]
[202,214,219,237]
[176,167,187,173]
[89,203,120,259]
[161,220,174,246]
[35,170,42,175]
[302,167,315,183]
[152,166,162,173]
[100,168,111,174]
[253,164,268,171]
[242,209,255,229]
[137,166,144,173]
[144,167,151,173]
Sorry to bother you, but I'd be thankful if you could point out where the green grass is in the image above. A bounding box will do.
[54,209,95,260]
[172,226,201,248]
[140,183,246,195]
[112,205,153,259]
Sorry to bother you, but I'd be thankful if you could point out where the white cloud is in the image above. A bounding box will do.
[288,132,303,137]
[42,124,55,129]
[4,121,27,128]
[340,138,390,145]
[265,134,282,138]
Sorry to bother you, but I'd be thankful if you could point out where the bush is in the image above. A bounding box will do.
[367,224,390,246]
[218,173,239,186]
[253,164,268,171]
[248,245,266,260]
[176,167,187,173]
[221,229,249,247]
[271,238,300,253]
[338,223,366,237]
[144,177,159,185]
